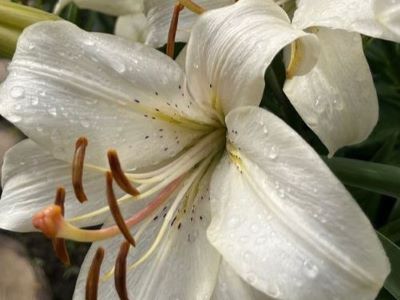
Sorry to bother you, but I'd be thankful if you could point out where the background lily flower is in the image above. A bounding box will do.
[53,0,234,46]
[282,0,400,155]
[0,0,391,299]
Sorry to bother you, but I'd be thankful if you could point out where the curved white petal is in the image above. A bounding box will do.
[0,21,211,169]
[186,0,319,117]
[144,0,234,48]
[293,0,400,42]
[54,0,143,16]
[114,13,148,42]
[212,261,268,300]
[372,0,400,38]
[0,140,110,231]
[175,46,187,69]
[208,107,389,299]
[284,28,378,155]
[73,173,219,299]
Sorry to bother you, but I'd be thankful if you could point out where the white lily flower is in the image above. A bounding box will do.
[53,0,143,16]
[0,1,389,299]
[53,0,234,46]
[281,0,400,155]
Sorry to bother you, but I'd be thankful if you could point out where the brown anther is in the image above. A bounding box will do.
[72,137,88,203]
[32,205,63,238]
[167,3,184,58]
[115,241,130,300]
[107,150,140,196]
[52,187,70,266]
[86,247,105,300]
[106,172,136,247]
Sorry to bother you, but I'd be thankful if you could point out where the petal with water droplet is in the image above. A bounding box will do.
[208,106,389,299]
[293,0,400,42]
[0,140,111,231]
[186,0,319,116]
[0,21,208,169]
[284,28,378,155]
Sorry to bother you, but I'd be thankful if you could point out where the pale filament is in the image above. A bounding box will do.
[46,177,183,242]
[102,154,215,280]
[68,130,225,224]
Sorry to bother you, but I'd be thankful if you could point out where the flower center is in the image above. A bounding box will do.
[32,126,225,297]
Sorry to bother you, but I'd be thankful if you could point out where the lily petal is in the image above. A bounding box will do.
[212,260,268,300]
[293,0,400,42]
[73,173,219,299]
[372,0,400,38]
[186,0,319,117]
[144,0,234,48]
[284,28,378,155]
[208,106,389,299]
[0,139,110,231]
[0,21,210,169]
[54,0,143,16]
[114,13,148,42]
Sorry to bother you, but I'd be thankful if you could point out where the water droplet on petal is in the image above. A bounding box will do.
[303,260,319,278]
[10,86,25,99]
[8,115,21,123]
[245,272,257,285]
[48,107,57,116]
[268,146,279,160]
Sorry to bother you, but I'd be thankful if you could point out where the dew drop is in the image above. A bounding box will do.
[268,146,279,160]
[10,86,25,99]
[263,126,268,135]
[313,96,325,113]
[245,272,257,285]
[266,282,281,298]
[303,260,319,278]
[48,107,57,116]
[8,115,21,123]
[31,96,39,106]
[14,104,22,111]
[112,59,126,74]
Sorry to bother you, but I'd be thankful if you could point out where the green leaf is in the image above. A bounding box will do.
[380,219,400,243]
[378,232,400,299]
[323,157,400,198]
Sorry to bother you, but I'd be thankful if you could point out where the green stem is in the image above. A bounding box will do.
[322,156,400,198]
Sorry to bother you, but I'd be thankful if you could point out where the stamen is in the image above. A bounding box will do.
[179,0,204,14]
[108,150,140,196]
[106,171,136,247]
[86,247,105,300]
[73,137,88,203]
[52,187,70,266]
[115,241,130,300]
[167,3,184,58]
[33,177,182,242]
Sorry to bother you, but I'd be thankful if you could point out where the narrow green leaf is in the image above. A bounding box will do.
[378,232,400,299]
[322,157,400,198]
[380,219,400,243]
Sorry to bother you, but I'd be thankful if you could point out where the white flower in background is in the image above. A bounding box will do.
[0,1,391,299]
[53,0,234,46]
[280,0,400,155]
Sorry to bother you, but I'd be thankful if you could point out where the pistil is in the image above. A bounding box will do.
[32,177,183,242]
